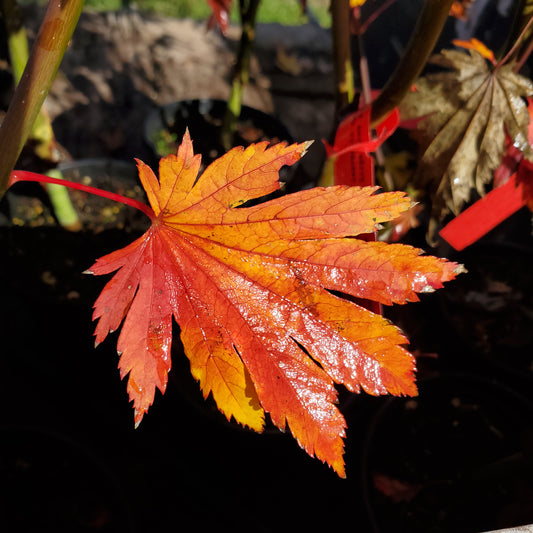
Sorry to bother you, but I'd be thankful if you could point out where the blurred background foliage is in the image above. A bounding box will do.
[19,0,332,26]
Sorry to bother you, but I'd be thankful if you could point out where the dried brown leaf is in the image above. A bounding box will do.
[401,49,533,215]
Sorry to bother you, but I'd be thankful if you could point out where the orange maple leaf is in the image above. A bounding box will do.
[452,37,496,64]
[87,131,460,477]
[449,0,473,21]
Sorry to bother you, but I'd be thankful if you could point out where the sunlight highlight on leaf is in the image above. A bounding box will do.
[88,131,461,476]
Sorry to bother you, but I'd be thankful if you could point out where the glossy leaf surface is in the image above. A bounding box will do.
[88,132,460,476]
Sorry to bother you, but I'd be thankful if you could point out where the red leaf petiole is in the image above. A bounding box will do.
[8,170,155,220]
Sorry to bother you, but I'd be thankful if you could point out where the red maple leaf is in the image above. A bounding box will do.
[86,131,460,476]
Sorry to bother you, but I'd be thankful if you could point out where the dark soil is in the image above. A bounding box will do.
[1,6,533,533]
[3,214,533,533]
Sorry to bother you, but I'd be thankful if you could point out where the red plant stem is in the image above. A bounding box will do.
[353,8,393,191]
[499,14,533,69]
[357,0,396,36]
[515,36,533,72]
[9,170,155,220]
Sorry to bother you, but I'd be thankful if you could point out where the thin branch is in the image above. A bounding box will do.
[331,0,354,111]
[497,14,533,69]
[370,0,454,127]
[9,170,155,219]
[220,0,261,151]
[357,0,396,36]
[0,0,84,198]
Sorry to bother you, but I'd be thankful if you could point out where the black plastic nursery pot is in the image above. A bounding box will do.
[1,158,148,233]
[361,373,533,533]
[439,240,533,389]
[143,98,294,165]
[57,158,148,233]
[0,425,136,532]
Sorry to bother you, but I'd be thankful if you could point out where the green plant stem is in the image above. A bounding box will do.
[44,168,81,228]
[331,0,354,111]
[1,0,82,229]
[370,0,454,126]
[0,0,84,199]
[220,0,261,151]
[1,0,28,82]
[2,0,82,229]
[3,0,57,160]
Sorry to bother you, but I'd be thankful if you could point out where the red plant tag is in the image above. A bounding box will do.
[327,106,400,187]
[439,174,526,251]
[325,105,400,314]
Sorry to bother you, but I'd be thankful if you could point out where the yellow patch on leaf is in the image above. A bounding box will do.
[88,131,461,477]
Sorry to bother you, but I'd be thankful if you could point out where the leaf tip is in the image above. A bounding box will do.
[82,269,94,275]
[301,140,314,157]
[454,263,468,275]
[330,456,346,479]
[420,285,436,294]
[134,409,145,429]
